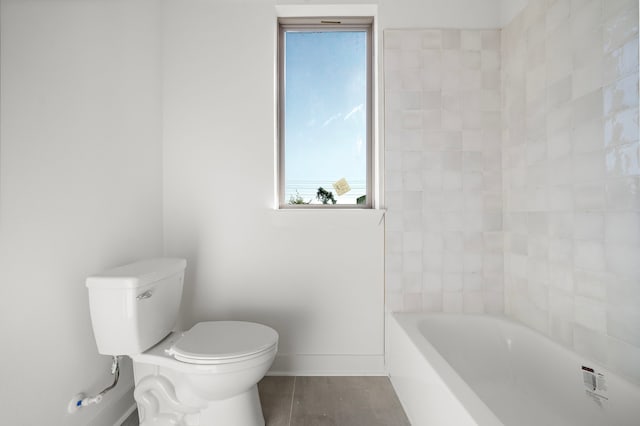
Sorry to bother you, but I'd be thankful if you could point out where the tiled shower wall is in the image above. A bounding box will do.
[384,1,639,383]
[502,0,640,383]
[384,29,504,313]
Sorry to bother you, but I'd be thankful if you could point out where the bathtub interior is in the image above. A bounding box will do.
[389,313,640,426]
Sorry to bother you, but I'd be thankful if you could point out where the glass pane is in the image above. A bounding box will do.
[284,30,367,205]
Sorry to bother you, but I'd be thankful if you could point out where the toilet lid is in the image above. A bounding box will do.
[170,321,278,363]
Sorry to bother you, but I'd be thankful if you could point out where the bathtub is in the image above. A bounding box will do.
[388,313,640,426]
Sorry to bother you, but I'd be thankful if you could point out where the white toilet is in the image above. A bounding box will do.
[86,258,278,426]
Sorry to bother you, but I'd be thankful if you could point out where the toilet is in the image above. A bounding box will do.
[86,258,278,426]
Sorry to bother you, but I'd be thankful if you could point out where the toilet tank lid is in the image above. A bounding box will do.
[86,258,187,289]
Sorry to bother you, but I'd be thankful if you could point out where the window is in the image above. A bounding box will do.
[278,17,373,208]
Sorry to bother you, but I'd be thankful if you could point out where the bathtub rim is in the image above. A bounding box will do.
[388,311,504,426]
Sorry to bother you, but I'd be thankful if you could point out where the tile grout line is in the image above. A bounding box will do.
[287,376,297,426]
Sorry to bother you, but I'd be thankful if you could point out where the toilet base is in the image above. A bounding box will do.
[195,384,265,426]
[134,374,265,426]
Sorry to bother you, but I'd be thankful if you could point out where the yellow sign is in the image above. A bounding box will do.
[333,178,351,196]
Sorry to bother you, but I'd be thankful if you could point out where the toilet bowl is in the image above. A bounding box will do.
[85,258,278,426]
[132,321,278,426]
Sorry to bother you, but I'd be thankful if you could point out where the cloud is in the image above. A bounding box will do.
[322,113,342,127]
[344,104,364,121]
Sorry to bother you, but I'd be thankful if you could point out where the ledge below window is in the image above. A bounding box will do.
[269,208,386,228]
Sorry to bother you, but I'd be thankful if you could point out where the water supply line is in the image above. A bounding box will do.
[68,356,121,413]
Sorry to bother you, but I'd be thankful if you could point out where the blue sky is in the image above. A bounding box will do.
[284,30,367,203]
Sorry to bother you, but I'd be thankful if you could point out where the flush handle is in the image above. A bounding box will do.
[136,290,153,301]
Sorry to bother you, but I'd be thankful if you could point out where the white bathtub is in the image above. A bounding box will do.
[388,313,640,426]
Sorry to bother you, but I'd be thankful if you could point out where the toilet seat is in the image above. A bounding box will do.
[168,321,279,365]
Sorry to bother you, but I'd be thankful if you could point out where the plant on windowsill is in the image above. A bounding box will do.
[289,190,311,205]
[316,187,337,205]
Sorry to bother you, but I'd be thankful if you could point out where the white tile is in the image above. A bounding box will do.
[546,0,571,32]
[423,109,442,130]
[443,291,463,312]
[572,59,603,100]
[573,324,608,365]
[481,51,500,71]
[403,252,422,273]
[570,0,603,41]
[421,30,442,49]
[549,288,574,319]
[464,253,483,273]
[572,151,604,183]
[605,212,640,245]
[604,0,638,19]
[402,110,423,129]
[386,231,403,254]
[550,314,574,346]
[549,238,573,263]
[605,177,640,211]
[422,272,442,292]
[403,293,423,311]
[604,36,639,84]
[484,291,505,313]
[608,306,640,347]
[387,90,422,112]
[441,251,461,275]
[442,29,460,49]
[422,250,443,272]
[574,295,607,332]
[481,31,500,51]
[574,182,605,211]
[548,185,574,211]
[463,291,485,313]
[402,230,423,252]
[606,244,640,280]
[603,1,639,53]
[574,212,604,241]
[422,291,443,312]
[574,269,607,301]
[384,31,403,50]
[463,273,483,291]
[605,143,640,177]
[608,336,640,385]
[603,73,639,116]
[548,130,572,159]
[423,232,443,251]
[550,262,575,293]
[572,89,603,126]
[604,107,639,147]
[572,119,604,153]
[422,90,442,110]
[461,50,481,70]
[441,109,463,131]
[574,240,606,272]
[461,30,481,51]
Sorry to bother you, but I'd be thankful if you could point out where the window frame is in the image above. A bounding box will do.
[277,17,374,209]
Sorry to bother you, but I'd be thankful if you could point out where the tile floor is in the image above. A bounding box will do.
[121,376,410,426]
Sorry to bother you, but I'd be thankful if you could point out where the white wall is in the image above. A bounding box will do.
[380,0,502,29]
[161,0,503,375]
[160,0,385,374]
[0,1,163,424]
[500,0,528,26]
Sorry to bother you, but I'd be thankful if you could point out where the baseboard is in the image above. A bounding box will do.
[113,402,137,426]
[268,354,385,376]
[86,385,134,426]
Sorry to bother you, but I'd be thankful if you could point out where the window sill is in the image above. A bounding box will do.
[269,208,386,228]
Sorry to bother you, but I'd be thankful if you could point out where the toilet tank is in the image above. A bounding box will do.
[86,258,187,356]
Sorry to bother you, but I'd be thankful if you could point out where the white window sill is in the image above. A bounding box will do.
[269,208,386,228]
